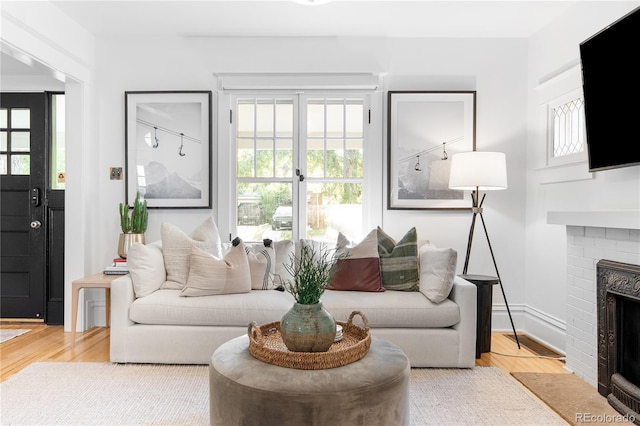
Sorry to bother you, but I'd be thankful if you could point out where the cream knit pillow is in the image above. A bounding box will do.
[161,217,223,289]
[181,243,251,296]
[419,245,458,304]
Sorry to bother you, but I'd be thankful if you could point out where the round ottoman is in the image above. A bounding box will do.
[209,335,410,426]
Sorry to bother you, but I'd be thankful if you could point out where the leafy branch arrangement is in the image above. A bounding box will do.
[283,244,347,305]
[119,192,148,234]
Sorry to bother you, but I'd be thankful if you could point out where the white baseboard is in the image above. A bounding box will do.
[85,300,107,329]
[491,303,566,355]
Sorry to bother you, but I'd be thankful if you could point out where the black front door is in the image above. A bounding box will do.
[0,93,47,320]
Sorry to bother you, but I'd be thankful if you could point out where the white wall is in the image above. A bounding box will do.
[1,1,97,331]
[89,35,529,329]
[7,1,638,347]
[525,1,640,352]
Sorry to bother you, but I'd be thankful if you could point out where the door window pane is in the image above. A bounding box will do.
[256,103,274,137]
[11,109,30,129]
[0,109,7,128]
[1,132,6,151]
[11,131,30,152]
[326,139,344,178]
[51,94,66,189]
[346,139,363,178]
[306,182,362,243]
[307,138,325,178]
[275,103,293,138]
[276,139,293,178]
[11,155,30,175]
[326,103,344,137]
[0,155,6,174]
[256,138,274,178]
[236,182,293,242]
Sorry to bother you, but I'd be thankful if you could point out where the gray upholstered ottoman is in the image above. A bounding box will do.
[209,335,410,426]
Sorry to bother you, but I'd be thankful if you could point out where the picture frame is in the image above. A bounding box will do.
[125,91,212,209]
[387,91,476,210]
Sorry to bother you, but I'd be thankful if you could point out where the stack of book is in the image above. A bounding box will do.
[104,257,129,275]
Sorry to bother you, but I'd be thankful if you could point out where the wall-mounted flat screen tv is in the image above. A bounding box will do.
[579,6,640,172]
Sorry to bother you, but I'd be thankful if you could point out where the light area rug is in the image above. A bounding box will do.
[0,329,30,344]
[0,363,566,426]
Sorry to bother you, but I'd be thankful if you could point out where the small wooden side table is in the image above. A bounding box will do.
[71,273,122,348]
[459,274,499,358]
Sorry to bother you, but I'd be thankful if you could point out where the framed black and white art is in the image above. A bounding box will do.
[387,91,476,210]
[125,91,212,208]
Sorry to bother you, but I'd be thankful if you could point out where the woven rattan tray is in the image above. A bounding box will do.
[248,311,371,370]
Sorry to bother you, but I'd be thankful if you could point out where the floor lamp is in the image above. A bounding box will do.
[448,151,520,349]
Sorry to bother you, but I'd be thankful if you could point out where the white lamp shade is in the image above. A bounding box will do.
[448,151,508,191]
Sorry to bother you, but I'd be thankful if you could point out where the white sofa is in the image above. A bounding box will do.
[110,240,477,368]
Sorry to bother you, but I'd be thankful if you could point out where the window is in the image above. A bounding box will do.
[547,91,586,166]
[51,93,65,189]
[232,93,371,243]
[0,108,31,175]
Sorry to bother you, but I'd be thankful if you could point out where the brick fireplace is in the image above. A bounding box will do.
[563,224,640,387]
[548,211,640,388]
[596,259,640,420]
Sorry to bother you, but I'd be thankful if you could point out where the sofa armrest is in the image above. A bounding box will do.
[449,275,477,367]
[110,274,135,362]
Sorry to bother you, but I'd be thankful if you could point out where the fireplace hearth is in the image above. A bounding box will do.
[597,259,640,424]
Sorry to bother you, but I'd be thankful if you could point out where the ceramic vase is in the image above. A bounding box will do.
[280,301,336,352]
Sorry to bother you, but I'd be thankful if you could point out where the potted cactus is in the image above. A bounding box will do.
[117,192,148,258]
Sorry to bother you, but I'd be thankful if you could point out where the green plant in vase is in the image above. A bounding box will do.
[117,192,148,258]
[280,244,346,352]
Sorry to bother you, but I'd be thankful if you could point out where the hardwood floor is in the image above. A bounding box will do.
[0,322,567,382]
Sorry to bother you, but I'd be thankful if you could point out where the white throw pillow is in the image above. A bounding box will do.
[419,245,458,304]
[273,239,295,286]
[181,243,251,296]
[127,241,166,298]
[161,217,223,289]
[245,241,276,290]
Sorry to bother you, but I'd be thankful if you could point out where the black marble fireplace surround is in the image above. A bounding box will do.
[597,259,640,424]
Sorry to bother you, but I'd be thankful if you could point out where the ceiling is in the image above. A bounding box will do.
[2,0,584,79]
[49,0,580,38]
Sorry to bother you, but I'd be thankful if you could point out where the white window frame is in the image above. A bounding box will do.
[223,90,382,243]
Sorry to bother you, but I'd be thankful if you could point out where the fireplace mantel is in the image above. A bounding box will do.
[547,210,640,230]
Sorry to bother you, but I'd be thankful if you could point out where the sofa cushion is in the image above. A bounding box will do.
[128,241,166,298]
[245,240,276,290]
[419,245,458,304]
[273,239,295,285]
[130,288,296,326]
[128,287,459,329]
[321,289,459,328]
[161,217,223,290]
[328,229,384,292]
[377,227,419,292]
[181,243,251,297]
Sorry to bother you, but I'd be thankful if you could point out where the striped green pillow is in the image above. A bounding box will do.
[377,227,419,291]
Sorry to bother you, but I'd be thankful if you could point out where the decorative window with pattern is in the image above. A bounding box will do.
[547,91,587,166]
